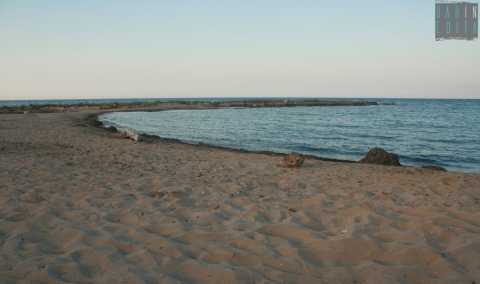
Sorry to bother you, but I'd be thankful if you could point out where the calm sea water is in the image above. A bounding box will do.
[99,99,480,172]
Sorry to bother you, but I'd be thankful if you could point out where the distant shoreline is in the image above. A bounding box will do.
[0,98,378,114]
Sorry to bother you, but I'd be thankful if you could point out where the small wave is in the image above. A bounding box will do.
[352,133,396,140]
[400,155,445,166]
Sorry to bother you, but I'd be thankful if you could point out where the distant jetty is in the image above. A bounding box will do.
[0,98,377,114]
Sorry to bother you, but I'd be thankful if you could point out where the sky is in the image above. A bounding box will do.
[0,0,478,100]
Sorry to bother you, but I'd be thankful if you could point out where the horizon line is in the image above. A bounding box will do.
[1,96,480,102]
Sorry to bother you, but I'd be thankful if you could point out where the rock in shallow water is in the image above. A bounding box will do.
[360,148,401,166]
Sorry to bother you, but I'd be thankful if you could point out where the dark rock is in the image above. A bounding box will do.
[422,165,447,172]
[360,148,401,166]
[283,153,305,168]
[137,134,158,143]
[92,119,103,127]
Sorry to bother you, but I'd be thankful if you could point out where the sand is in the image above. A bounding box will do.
[1,110,480,284]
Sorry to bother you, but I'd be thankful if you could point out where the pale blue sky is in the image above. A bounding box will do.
[0,0,478,99]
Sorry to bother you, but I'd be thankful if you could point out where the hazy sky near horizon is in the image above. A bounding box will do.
[0,1,479,100]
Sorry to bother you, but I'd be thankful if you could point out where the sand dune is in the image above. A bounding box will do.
[1,111,480,283]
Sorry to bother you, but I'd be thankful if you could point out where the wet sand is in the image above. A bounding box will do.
[1,110,480,284]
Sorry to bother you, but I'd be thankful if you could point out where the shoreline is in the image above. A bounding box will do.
[88,112,359,166]
[3,98,470,172]
[92,109,462,173]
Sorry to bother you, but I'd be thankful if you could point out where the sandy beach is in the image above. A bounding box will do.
[1,109,480,284]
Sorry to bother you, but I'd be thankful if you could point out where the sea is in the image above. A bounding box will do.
[2,98,479,172]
